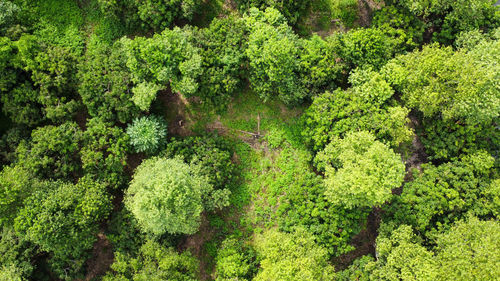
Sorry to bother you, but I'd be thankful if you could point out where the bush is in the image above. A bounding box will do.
[126,115,167,155]
[331,0,358,27]
[163,135,235,191]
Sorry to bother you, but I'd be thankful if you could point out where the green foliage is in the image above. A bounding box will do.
[383,43,499,124]
[103,239,199,281]
[126,115,167,155]
[125,157,211,235]
[0,37,43,126]
[302,68,413,151]
[122,27,202,111]
[434,216,500,280]
[275,153,368,256]
[15,26,84,121]
[339,217,500,280]
[0,226,34,281]
[163,135,234,190]
[214,238,257,281]
[371,224,438,280]
[16,122,82,180]
[124,0,201,31]
[386,151,498,238]
[78,36,139,123]
[334,27,397,70]
[395,0,500,43]
[245,8,306,105]
[194,16,247,111]
[339,224,438,281]
[254,228,336,281]
[14,176,111,279]
[235,0,311,25]
[299,35,345,96]
[0,165,31,226]
[383,41,500,160]
[0,0,20,35]
[106,207,146,256]
[317,131,405,208]
[81,118,129,189]
[330,0,359,27]
[372,5,425,48]
[418,116,498,161]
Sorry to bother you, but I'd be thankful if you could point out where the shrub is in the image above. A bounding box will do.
[126,115,167,155]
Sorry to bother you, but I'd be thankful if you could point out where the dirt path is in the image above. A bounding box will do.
[82,233,114,281]
[332,208,381,270]
[178,213,215,281]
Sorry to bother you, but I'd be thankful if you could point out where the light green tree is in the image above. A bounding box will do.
[253,228,335,281]
[435,216,500,280]
[125,157,211,235]
[317,131,405,208]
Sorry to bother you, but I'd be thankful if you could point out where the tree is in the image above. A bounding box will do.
[333,27,397,70]
[193,16,247,111]
[435,216,500,280]
[254,228,336,281]
[270,146,368,257]
[0,37,43,126]
[121,27,202,111]
[299,35,345,96]
[382,40,500,160]
[0,165,31,226]
[81,118,129,189]
[215,238,256,281]
[163,135,234,191]
[302,68,413,151]
[386,151,498,238]
[15,27,84,121]
[393,0,500,43]
[371,224,438,280]
[14,177,111,279]
[0,226,34,281]
[132,0,201,31]
[103,239,199,281]
[15,122,82,180]
[235,0,311,25]
[126,115,167,155]
[125,157,211,235]
[316,131,405,208]
[245,8,306,105]
[78,36,139,124]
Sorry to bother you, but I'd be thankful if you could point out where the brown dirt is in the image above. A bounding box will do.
[81,233,114,281]
[178,213,215,281]
[356,0,384,27]
[332,208,381,271]
[157,90,194,137]
[124,152,145,177]
[75,108,89,131]
[400,111,428,188]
